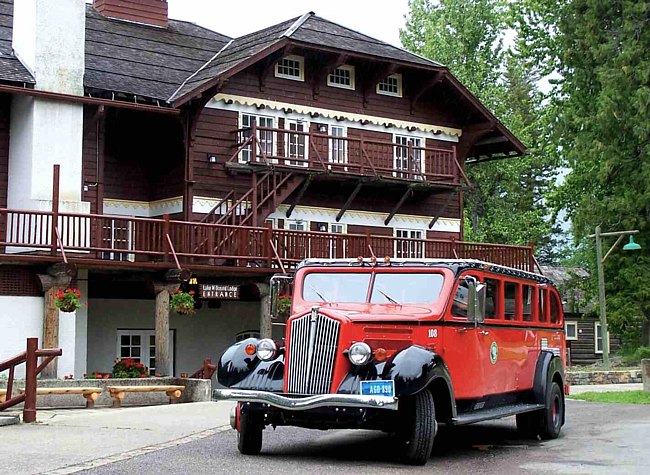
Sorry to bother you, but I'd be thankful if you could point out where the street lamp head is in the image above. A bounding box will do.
[622,235,641,251]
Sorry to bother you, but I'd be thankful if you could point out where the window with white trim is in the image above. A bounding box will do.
[275,55,304,81]
[117,330,175,376]
[327,65,355,90]
[395,229,424,258]
[329,223,346,258]
[286,220,307,231]
[565,321,578,341]
[394,135,424,179]
[285,119,309,167]
[594,322,610,354]
[377,73,402,97]
[329,126,347,165]
[240,114,275,163]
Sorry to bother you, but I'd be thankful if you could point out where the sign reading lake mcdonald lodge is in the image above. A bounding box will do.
[200,284,240,300]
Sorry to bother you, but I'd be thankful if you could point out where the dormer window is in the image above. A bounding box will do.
[327,65,355,90]
[275,55,304,81]
[377,73,402,97]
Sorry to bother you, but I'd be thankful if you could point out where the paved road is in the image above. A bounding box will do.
[80,400,650,475]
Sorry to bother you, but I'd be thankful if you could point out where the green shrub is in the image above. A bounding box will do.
[622,346,650,365]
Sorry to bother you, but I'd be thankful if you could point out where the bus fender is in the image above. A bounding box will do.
[533,350,565,406]
[382,345,455,404]
[217,338,285,391]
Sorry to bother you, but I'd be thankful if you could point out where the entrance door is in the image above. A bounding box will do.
[443,276,486,399]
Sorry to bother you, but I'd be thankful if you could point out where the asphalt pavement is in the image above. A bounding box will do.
[0,384,647,475]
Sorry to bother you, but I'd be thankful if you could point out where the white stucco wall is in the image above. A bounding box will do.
[86,299,261,380]
[8,0,87,221]
[0,296,43,379]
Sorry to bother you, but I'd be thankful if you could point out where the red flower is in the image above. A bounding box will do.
[135,362,144,368]
[140,374,146,378]
[57,290,64,299]
[188,290,195,295]
[103,374,110,379]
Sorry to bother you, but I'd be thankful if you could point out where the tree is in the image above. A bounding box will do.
[552,0,650,345]
[401,0,560,260]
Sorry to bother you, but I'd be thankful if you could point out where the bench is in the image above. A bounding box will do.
[18,387,103,408]
[107,385,185,408]
[0,389,6,403]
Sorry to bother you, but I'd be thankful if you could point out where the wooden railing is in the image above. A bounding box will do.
[230,123,463,186]
[0,338,62,422]
[0,209,536,272]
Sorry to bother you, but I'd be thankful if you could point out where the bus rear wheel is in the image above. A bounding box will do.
[539,381,564,440]
[398,390,437,465]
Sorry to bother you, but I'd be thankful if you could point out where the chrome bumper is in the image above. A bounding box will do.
[213,389,399,411]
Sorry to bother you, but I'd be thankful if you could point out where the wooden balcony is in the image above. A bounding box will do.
[0,209,537,273]
[228,124,465,187]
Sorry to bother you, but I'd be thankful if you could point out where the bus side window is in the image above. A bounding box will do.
[452,278,470,318]
[504,281,517,320]
[522,285,533,321]
[538,288,546,322]
[550,291,562,324]
[484,278,501,319]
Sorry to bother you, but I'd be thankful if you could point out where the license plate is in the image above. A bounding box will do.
[360,380,395,398]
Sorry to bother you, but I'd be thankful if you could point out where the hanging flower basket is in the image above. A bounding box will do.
[55,288,81,313]
[170,290,196,315]
[277,294,292,319]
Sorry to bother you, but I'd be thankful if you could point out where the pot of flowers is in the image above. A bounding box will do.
[111,358,149,379]
[55,288,81,313]
[170,289,196,315]
[277,294,292,319]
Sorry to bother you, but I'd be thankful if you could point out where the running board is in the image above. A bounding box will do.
[452,403,544,426]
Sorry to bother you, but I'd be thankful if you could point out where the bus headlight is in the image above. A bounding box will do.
[256,338,277,361]
[348,342,372,365]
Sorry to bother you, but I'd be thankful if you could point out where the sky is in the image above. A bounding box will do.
[166,0,411,46]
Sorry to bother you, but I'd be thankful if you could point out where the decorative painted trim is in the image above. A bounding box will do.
[208,93,461,140]
[192,198,460,233]
[103,197,183,217]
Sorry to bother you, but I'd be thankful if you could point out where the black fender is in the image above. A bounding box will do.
[337,345,455,415]
[217,338,285,391]
[383,346,454,400]
[533,351,565,422]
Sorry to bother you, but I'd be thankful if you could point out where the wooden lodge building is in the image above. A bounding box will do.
[0,0,532,379]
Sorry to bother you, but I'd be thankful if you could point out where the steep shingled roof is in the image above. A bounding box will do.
[0,0,35,85]
[84,4,231,101]
[170,12,442,104]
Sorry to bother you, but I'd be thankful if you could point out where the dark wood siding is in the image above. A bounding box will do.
[0,94,9,209]
[0,265,41,296]
[566,315,621,364]
[98,109,185,203]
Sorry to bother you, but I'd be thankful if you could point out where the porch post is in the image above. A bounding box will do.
[37,267,73,379]
[153,283,178,376]
[257,283,271,339]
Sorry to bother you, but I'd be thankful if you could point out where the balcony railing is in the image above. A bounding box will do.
[230,124,465,186]
[0,209,537,272]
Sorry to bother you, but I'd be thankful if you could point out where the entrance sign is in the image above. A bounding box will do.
[200,284,240,300]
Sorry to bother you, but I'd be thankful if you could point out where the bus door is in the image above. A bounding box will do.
[443,276,486,399]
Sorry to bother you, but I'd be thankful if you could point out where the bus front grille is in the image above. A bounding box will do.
[287,313,340,395]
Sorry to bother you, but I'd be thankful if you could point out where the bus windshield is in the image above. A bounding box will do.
[302,272,445,304]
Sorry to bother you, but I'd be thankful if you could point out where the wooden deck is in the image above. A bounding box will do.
[0,209,537,272]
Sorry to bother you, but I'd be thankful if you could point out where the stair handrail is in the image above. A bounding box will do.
[200,190,236,224]
[0,338,62,422]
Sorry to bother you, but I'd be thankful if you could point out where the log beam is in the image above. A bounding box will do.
[153,283,179,377]
[285,176,311,218]
[336,181,363,222]
[384,188,413,226]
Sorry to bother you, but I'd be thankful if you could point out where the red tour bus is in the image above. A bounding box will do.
[215,258,566,465]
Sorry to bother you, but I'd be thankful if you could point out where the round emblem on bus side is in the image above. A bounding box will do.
[490,342,498,364]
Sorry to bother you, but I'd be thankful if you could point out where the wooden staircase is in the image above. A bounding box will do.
[201,171,305,227]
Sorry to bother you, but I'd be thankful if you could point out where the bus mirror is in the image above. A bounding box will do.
[466,278,486,324]
[270,274,293,321]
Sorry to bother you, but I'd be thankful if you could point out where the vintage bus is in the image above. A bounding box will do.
[215,258,566,465]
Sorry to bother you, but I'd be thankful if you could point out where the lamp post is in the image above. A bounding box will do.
[588,226,641,370]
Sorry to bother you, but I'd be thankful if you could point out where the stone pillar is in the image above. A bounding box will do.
[257,284,271,339]
[643,359,650,393]
[153,283,178,376]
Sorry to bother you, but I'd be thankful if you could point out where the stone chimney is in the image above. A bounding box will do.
[94,0,169,28]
